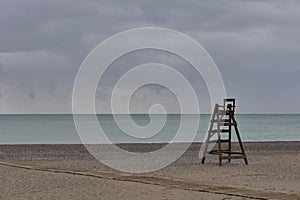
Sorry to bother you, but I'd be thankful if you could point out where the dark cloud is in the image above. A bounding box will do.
[95,87,111,99]
[0,0,299,113]
[28,88,36,100]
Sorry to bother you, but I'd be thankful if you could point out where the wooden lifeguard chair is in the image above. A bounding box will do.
[200,98,248,166]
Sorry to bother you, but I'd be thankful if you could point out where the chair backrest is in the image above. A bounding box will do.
[224,98,235,112]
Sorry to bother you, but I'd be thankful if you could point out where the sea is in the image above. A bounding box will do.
[0,114,299,144]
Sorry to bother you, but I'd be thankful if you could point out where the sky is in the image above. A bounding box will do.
[0,0,300,114]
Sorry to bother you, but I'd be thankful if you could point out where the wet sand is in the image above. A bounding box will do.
[1,142,299,199]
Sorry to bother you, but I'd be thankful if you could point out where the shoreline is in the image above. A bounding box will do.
[1,141,299,161]
[1,140,299,145]
[1,140,299,151]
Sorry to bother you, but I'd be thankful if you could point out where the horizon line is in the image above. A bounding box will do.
[0,113,299,115]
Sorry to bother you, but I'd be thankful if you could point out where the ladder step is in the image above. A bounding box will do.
[208,139,230,144]
[224,98,235,102]
[209,150,245,155]
[209,129,230,133]
[220,151,245,155]
[211,119,230,123]
[221,155,247,159]
[220,122,235,126]
[211,120,235,126]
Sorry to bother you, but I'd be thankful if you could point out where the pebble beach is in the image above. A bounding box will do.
[1,142,299,199]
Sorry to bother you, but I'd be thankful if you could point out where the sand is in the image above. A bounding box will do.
[0,142,299,199]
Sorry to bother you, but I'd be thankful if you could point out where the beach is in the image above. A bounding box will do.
[1,142,299,199]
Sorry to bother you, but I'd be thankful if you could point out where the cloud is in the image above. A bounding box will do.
[0,0,300,113]
[27,88,36,100]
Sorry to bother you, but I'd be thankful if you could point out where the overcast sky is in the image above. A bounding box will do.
[0,0,300,114]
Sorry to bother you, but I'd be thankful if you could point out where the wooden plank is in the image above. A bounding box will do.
[209,129,230,133]
[221,155,247,159]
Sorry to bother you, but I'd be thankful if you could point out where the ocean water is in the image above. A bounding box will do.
[0,114,299,144]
